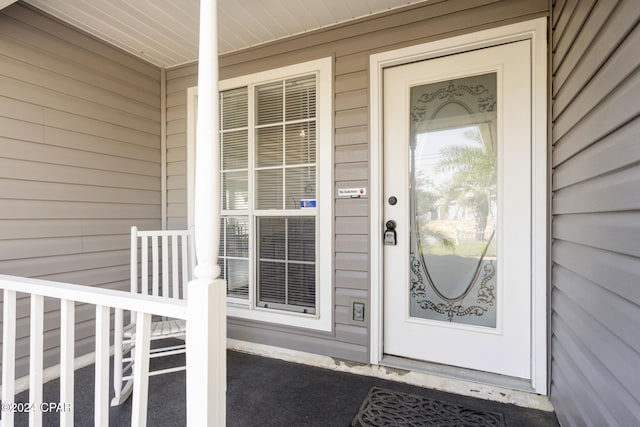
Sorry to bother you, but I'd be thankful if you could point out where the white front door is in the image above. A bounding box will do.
[383,40,532,379]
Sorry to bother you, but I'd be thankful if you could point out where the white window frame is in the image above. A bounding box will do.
[187,57,333,331]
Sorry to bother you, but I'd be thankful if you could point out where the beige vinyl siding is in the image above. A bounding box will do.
[550,0,640,425]
[166,0,548,362]
[0,3,161,377]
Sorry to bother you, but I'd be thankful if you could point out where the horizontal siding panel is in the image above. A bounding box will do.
[167,105,186,122]
[167,203,187,218]
[335,324,368,346]
[0,219,79,239]
[167,160,186,176]
[553,0,596,71]
[335,107,367,129]
[335,234,368,253]
[0,179,159,205]
[335,252,368,271]
[552,0,626,99]
[335,52,367,76]
[0,75,159,135]
[335,144,368,163]
[0,236,129,262]
[167,133,187,149]
[335,125,368,147]
[0,14,158,90]
[44,110,158,149]
[0,95,43,122]
[0,250,130,277]
[0,199,159,220]
[335,89,368,111]
[335,71,367,93]
[167,189,187,204]
[335,162,367,181]
[0,158,159,190]
[553,289,640,402]
[43,127,159,163]
[4,5,160,80]
[553,212,640,257]
[167,118,186,136]
[0,38,159,107]
[553,166,640,214]
[552,321,640,426]
[0,237,82,260]
[166,217,187,230]
[166,74,198,94]
[550,337,613,427]
[167,147,186,162]
[335,198,368,217]
[0,139,159,177]
[166,176,186,191]
[551,0,577,50]
[335,217,368,235]
[554,265,640,354]
[335,270,368,291]
[166,64,197,80]
[228,320,368,363]
[554,11,640,121]
[166,91,187,108]
[0,116,43,143]
[553,66,640,165]
[335,288,368,305]
[0,54,159,121]
[0,4,162,375]
[552,240,640,307]
[553,117,640,189]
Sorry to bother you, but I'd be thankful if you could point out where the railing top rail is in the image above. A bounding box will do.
[136,229,190,237]
[0,275,187,319]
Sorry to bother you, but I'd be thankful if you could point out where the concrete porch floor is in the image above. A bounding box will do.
[11,350,559,426]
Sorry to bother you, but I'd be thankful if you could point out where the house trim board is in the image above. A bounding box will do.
[369,17,548,394]
[161,67,167,230]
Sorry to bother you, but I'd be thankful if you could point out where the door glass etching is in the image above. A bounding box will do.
[409,73,497,327]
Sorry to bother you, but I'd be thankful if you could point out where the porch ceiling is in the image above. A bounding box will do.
[20,0,432,68]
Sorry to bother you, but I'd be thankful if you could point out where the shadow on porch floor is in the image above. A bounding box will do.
[11,350,559,426]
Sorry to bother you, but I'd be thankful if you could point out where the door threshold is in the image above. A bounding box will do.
[380,355,553,410]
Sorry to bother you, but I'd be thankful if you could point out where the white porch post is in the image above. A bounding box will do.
[186,0,226,425]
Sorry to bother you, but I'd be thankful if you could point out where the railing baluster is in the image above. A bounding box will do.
[152,236,159,296]
[131,312,152,427]
[60,299,75,427]
[112,308,124,406]
[94,305,110,427]
[60,299,76,427]
[181,234,189,300]
[162,235,169,298]
[29,295,44,427]
[172,235,179,299]
[2,289,16,427]
[141,235,148,296]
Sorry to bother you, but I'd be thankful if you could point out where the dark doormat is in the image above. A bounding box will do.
[352,387,506,427]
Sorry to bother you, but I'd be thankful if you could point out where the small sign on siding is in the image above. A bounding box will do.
[300,199,317,208]
[338,187,367,198]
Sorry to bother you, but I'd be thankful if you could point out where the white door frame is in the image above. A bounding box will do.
[369,18,548,394]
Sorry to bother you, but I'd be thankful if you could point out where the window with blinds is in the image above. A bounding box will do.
[218,74,318,314]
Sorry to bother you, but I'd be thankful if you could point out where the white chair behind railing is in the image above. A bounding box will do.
[112,226,193,406]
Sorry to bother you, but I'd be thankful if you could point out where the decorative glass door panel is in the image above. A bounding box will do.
[383,41,533,379]
[409,74,497,328]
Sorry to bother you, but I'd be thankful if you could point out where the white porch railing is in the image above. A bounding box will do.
[0,274,215,427]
